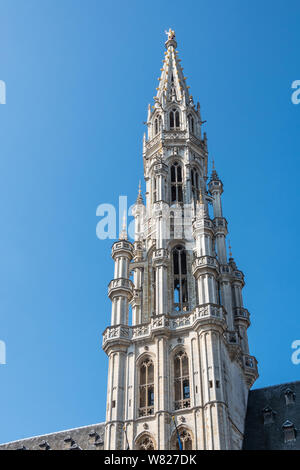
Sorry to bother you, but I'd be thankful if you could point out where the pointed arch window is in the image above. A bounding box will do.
[154,115,162,136]
[139,357,154,417]
[170,108,180,129]
[173,246,188,312]
[176,429,193,450]
[188,115,194,134]
[171,162,183,203]
[191,168,200,206]
[174,350,190,410]
[153,176,157,203]
[170,210,175,239]
[170,85,177,100]
[136,434,155,450]
[172,428,193,450]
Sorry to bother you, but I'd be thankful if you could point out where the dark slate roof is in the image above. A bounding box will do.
[243,381,300,450]
[0,422,105,450]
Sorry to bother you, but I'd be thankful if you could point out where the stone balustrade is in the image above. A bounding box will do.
[103,304,227,347]
[220,264,230,274]
[224,330,239,345]
[213,217,228,235]
[111,240,134,258]
[243,354,258,371]
[108,278,134,299]
[152,248,169,266]
[192,255,219,276]
[232,270,244,281]
[234,307,250,323]
[102,325,131,346]
[243,354,259,387]
[193,218,213,231]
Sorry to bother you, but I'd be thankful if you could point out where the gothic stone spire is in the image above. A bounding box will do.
[154,29,192,107]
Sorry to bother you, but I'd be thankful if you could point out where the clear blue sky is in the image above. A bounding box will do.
[0,0,299,443]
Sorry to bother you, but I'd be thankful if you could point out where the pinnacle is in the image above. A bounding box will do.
[136,180,144,205]
[119,212,128,240]
[210,159,220,181]
[195,192,209,219]
[211,169,219,181]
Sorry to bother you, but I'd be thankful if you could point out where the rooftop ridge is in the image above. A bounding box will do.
[251,380,300,392]
[0,421,105,447]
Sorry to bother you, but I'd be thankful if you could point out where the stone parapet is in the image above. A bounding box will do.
[192,255,219,276]
[234,307,250,326]
[108,278,134,300]
[103,304,227,348]
[111,240,134,260]
[243,354,259,387]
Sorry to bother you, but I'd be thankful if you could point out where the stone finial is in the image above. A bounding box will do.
[136,180,144,205]
[210,158,219,181]
[119,212,128,240]
[165,28,177,49]
[165,28,176,41]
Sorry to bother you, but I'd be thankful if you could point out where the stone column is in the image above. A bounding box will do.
[198,327,229,450]
[155,335,170,449]
[109,240,134,325]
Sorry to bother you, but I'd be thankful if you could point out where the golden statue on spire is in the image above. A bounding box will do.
[165,28,176,40]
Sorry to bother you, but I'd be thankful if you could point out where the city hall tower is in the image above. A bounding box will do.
[102,30,258,451]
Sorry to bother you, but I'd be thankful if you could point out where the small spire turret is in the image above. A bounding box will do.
[136,180,144,205]
[210,158,220,182]
[119,212,128,240]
